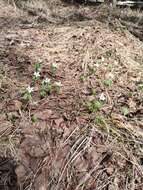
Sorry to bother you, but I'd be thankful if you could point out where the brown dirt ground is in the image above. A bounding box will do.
[0,0,143,190]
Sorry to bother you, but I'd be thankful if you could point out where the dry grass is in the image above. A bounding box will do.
[0,1,143,190]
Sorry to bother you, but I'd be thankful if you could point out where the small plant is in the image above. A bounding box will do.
[33,62,42,81]
[31,115,38,123]
[40,78,52,98]
[95,115,106,126]
[101,57,105,62]
[51,63,58,76]
[54,81,62,93]
[121,107,129,116]
[35,61,42,72]
[21,61,62,101]
[80,75,86,82]
[88,65,96,75]
[87,100,102,113]
[138,83,143,91]
[99,92,106,101]
[128,91,133,98]
[95,57,104,68]
[33,71,40,81]
[91,88,96,96]
[23,86,34,102]
[104,79,112,87]
[107,64,113,71]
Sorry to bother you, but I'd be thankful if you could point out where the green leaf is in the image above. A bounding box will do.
[138,83,143,91]
[95,115,106,126]
[87,100,102,113]
[121,107,129,116]
[31,115,38,123]
[35,62,42,72]
[80,75,86,82]
[104,79,112,87]
[40,89,47,98]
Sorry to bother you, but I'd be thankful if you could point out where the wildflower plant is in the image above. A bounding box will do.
[121,107,129,116]
[51,63,58,76]
[54,81,62,93]
[88,65,96,76]
[40,78,52,98]
[138,83,143,91]
[87,100,102,113]
[99,92,106,101]
[23,86,34,101]
[21,61,62,101]
[104,79,112,87]
[80,75,86,83]
[91,88,96,96]
[95,115,106,126]
[33,71,40,81]
[35,61,42,72]
[31,115,38,123]
[33,62,42,81]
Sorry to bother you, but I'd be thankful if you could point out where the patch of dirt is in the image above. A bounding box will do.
[0,0,143,190]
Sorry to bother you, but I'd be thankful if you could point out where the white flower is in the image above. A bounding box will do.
[37,67,41,72]
[34,71,40,78]
[32,101,38,106]
[99,93,106,101]
[26,86,34,93]
[52,63,58,68]
[38,59,43,63]
[42,77,51,84]
[101,57,105,62]
[95,63,100,67]
[55,81,62,87]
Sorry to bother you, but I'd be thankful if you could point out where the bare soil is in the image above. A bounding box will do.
[0,0,143,190]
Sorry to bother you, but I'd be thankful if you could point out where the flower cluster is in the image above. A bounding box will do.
[22,61,62,101]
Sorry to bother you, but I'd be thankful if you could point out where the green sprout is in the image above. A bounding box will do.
[31,115,38,123]
[40,78,52,98]
[35,61,42,72]
[51,63,58,76]
[138,83,143,91]
[95,115,106,126]
[88,65,96,76]
[107,64,113,71]
[33,71,40,81]
[32,61,42,81]
[23,86,34,102]
[54,81,62,93]
[104,79,112,87]
[87,100,102,113]
[80,75,86,83]
[121,107,129,116]
[91,88,96,96]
